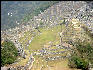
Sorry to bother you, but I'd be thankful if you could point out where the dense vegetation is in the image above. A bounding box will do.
[68,26,93,70]
[1,40,18,66]
[1,1,59,31]
[69,42,93,70]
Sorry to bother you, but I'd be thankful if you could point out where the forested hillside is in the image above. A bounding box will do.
[1,1,59,30]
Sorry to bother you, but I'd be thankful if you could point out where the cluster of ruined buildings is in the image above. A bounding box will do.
[1,1,93,70]
[1,0,93,58]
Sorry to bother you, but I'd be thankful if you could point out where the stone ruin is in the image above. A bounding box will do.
[1,1,93,70]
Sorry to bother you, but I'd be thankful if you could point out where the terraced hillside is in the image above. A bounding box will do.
[5,19,92,70]
[1,1,93,70]
[17,18,92,70]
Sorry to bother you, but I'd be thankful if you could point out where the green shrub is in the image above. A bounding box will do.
[1,40,18,66]
[74,56,88,70]
[68,41,93,70]
[69,55,89,70]
[40,22,43,25]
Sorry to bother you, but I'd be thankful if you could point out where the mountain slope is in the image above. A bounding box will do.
[1,1,93,70]
[1,1,59,30]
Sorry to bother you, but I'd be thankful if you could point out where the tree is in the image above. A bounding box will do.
[68,41,93,70]
[1,40,18,66]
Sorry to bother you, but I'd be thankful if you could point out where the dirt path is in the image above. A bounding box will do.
[28,54,35,70]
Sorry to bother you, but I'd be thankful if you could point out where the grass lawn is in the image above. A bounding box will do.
[28,25,65,53]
